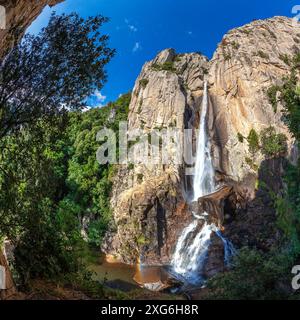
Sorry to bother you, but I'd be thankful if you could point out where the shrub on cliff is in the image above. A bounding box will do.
[260,126,288,158]
[247,128,260,154]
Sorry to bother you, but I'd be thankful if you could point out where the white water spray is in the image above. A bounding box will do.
[171,81,234,285]
[192,81,215,201]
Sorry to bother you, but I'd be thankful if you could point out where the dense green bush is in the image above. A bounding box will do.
[152,61,176,72]
[267,85,281,112]
[64,93,130,247]
[207,248,294,300]
[237,132,244,143]
[247,128,260,154]
[260,126,288,158]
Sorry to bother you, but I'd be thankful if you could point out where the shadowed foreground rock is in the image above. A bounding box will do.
[0,246,16,299]
[0,0,64,58]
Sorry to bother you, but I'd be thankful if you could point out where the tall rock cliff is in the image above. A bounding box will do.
[103,49,209,264]
[209,16,299,183]
[104,16,300,268]
[0,0,64,58]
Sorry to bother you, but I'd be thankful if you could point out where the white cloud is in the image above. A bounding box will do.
[87,90,107,108]
[132,42,141,53]
[82,106,92,112]
[94,90,107,103]
[129,25,137,32]
[125,18,138,32]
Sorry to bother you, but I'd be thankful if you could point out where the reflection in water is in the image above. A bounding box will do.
[134,264,171,291]
[89,254,171,292]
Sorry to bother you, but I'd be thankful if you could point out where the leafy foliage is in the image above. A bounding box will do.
[62,93,130,246]
[139,79,149,88]
[247,128,260,154]
[0,13,123,286]
[279,72,300,140]
[267,85,281,112]
[152,61,176,72]
[260,126,288,158]
[207,248,294,300]
[0,12,115,140]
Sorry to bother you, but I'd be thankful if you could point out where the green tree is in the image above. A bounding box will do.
[207,248,293,300]
[63,93,131,246]
[0,13,116,284]
[260,126,288,158]
[247,128,260,154]
[0,13,115,139]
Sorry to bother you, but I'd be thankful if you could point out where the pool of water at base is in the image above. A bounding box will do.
[89,254,172,292]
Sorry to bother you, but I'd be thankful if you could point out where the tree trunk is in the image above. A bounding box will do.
[0,247,16,300]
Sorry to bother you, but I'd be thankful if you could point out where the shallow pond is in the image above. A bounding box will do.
[89,254,173,292]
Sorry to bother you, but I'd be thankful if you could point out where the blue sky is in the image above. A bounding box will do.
[28,0,297,106]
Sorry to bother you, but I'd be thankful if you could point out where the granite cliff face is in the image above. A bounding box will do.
[209,16,299,183]
[104,16,300,271]
[0,0,64,58]
[103,49,209,264]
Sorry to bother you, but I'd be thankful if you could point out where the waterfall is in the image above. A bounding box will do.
[171,81,234,285]
[215,229,236,266]
[171,221,215,284]
[192,81,215,201]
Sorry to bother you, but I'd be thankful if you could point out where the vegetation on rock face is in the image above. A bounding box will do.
[257,50,269,59]
[223,52,231,61]
[237,132,244,143]
[231,41,240,50]
[279,53,291,66]
[260,126,288,158]
[206,53,300,300]
[151,61,176,72]
[247,128,260,154]
[267,85,281,112]
[139,79,149,89]
[245,157,258,171]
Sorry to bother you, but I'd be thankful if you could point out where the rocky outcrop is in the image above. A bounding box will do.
[103,49,209,264]
[0,244,16,299]
[104,16,299,273]
[0,0,64,58]
[209,16,300,182]
[223,158,287,251]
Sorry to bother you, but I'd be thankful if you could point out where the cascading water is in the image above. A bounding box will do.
[171,81,234,285]
[215,229,236,266]
[192,81,215,201]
